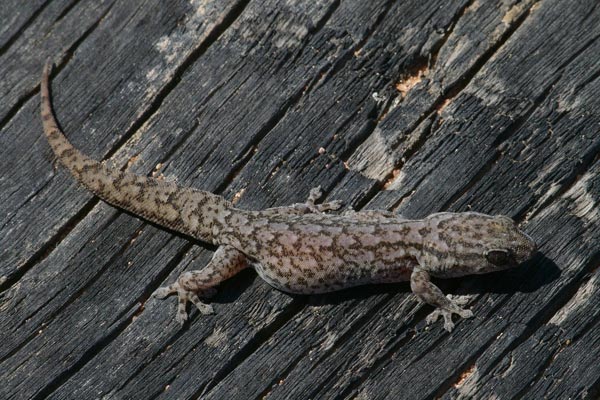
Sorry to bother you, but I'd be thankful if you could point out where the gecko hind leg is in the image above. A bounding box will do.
[152,245,247,324]
[305,186,343,213]
[259,186,343,218]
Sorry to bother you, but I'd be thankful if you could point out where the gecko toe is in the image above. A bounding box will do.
[175,291,189,324]
[448,294,474,307]
[427,306,472,332]
[189,293,214,315]
[330,200,343,209]
[175,309,188,325]
[426,309,442,324]
[443,315,455,332]
[154,277,218,323]
[446,295,474,321]
[152,288,169,299]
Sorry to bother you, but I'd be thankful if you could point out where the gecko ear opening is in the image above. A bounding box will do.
[485,249,515,266]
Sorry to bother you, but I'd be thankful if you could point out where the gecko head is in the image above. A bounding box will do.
[425,212,537,275]
[488,215,537,266]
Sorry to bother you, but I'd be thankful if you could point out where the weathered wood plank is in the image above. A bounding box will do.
[0,0,598,398]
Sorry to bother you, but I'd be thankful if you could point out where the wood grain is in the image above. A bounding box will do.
[1,0,598,398]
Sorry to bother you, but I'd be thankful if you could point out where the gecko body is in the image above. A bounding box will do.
[40,62,537,331]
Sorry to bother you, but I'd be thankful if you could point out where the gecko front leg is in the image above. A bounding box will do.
[410,268,474,332]
[153,245,248,324]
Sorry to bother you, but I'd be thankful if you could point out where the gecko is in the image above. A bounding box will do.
[40,61,537,332]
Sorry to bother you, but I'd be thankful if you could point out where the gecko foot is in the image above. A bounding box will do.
[306,186,324,204]
[426,295,474,332]
[152,282,216,325]
[306,186,343,213]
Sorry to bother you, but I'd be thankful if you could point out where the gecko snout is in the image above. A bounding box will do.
[513,230,537,264]
[495,215,537,265]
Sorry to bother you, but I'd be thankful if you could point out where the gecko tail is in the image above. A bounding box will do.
[41,61,100,182]
[39,61,232,243]
[40,59,114,195]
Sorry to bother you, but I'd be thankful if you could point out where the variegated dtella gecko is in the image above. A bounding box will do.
[40,61,537,332]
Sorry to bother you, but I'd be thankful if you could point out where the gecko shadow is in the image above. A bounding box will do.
[454,252,559,296]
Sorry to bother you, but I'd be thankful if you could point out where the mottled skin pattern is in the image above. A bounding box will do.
[40,62,537,332]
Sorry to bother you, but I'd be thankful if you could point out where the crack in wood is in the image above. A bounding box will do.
[52,0,83,25]
[348,0,541,199]
[286,0,342,68]
[332,320,421,399]
[293,296,396,396]
[197,299,306,399]
[0,175,54,233]
[29,305,139,400]
[469,251,600,390]
[440,73,562,215]
[148,61,249,180]
[102,0,252,164]
[428,0,477,72]
[525,140,600,223]
[0,197,99,294]
[0,288,63,364]
[507,330,565,399]
[252,351,307,400]
[312,0,398,91]
[429,334,500,399]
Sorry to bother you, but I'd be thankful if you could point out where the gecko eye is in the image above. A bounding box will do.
[485,249,515,266]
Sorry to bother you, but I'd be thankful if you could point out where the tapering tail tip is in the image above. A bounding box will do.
[42,58,53,83]
[44,58,52,70]
[40,57,61,144]
[41,58,54,102]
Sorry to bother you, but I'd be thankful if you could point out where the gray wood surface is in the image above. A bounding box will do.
[1,0,599,399]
